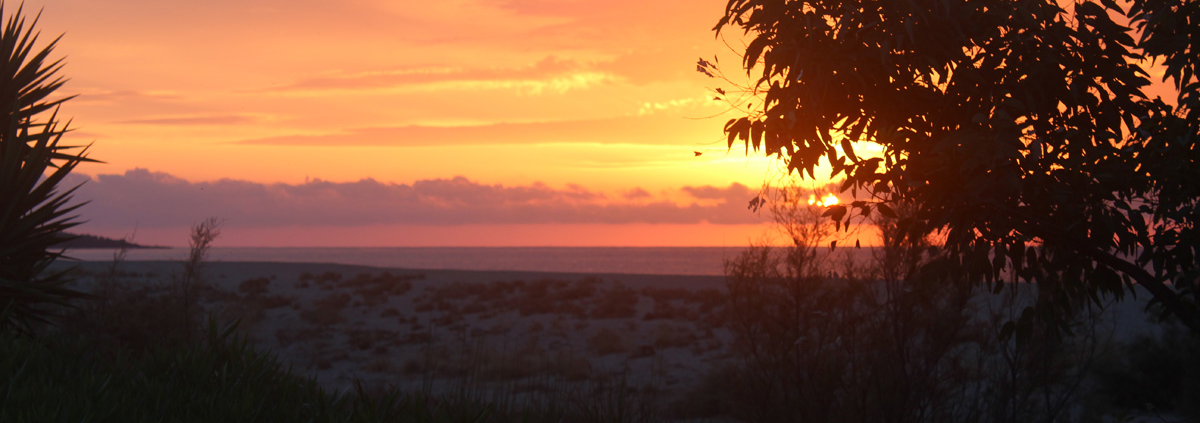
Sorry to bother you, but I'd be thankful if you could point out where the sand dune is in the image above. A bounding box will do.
[61,260,734,398]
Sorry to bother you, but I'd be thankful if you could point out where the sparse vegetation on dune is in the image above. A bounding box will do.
[0,323,522,423]
[16,210,1199,422]
[24,188,1196,422]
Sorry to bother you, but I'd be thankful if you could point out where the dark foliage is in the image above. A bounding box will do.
[710,0,1200,333]
[1092,326,1200,418]
[0,3,97,333]
[718,191,1115,422]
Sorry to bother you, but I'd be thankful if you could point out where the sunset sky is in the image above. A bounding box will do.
[27,0,822,247]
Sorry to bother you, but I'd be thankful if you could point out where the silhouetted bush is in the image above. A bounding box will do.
[587,327,627,356]
[590,284,639,319]
[302,292,352,325]
[715,188,1109,423]
[238,277,270,296]
[1091,325,1200,420]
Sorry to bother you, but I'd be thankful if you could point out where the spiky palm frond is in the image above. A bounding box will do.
[0,2,99,334]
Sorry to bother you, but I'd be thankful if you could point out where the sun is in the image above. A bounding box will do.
[806,193,839,207]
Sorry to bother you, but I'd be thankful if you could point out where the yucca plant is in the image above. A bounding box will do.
[0,3,97,334]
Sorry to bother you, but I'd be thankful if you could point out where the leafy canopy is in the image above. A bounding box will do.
[710,0,1200,333]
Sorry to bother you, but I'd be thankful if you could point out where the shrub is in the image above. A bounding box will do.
[250,295,293,310]
[716,188,1112,423]
[62,282,187,355]
[1090,325,1200,418]
[301,293,352,325]
[554,278,599,301]
[346,329,391,351]
[238,277,270,296]
[314,271,342,285]
[461,301,487,315]
[650,323,694,350]
[275,327,324,347]
[589,285,638,319]
[587,328,627,356]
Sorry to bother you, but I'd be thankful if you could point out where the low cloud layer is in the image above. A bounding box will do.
[70,169,766,231]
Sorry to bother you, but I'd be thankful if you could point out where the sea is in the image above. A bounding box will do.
[63,247,765,276]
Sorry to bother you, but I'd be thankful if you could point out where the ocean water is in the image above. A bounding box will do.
[64,246,762,276]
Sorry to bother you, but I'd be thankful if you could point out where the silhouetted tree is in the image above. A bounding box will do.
[0,4,95,333]
[708,0,1200,333]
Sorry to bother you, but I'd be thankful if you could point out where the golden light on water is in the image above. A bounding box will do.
[807,193,840,207]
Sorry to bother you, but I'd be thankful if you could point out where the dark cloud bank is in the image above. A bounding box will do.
[70,169,766,231]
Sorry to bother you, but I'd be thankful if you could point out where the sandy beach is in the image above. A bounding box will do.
[60,260,736,401]
[50,257,1185,422]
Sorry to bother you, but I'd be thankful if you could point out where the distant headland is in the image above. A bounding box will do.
[59,233,167,249]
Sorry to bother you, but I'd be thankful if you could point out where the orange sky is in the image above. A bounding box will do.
[27,1,1176,248]
[24,0,825,246]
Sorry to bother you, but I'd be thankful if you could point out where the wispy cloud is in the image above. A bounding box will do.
[637,95,726,116]
[71,169,766,230]
[265,56,614,95]
[233,116,691,146]
[73,89,183,105]
[118,114,267,126]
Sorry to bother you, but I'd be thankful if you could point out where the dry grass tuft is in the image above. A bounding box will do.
[300,292,351,325]
[238,277,270,296]
[588,327,628,356]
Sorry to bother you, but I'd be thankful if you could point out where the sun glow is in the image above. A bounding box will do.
[807,193,839,207]
[37,0,786,247]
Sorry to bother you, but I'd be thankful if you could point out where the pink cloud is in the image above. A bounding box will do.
[622,188,652,200]
[69,169,768,232]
